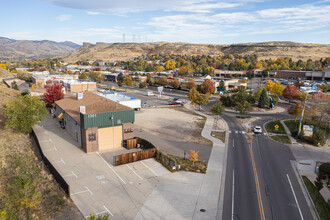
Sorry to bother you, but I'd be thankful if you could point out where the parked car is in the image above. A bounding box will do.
[169,102,183,105]
[141,102,150,108]
[253,126,262,134]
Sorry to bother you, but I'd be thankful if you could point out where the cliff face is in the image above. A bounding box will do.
[63,41,330,63]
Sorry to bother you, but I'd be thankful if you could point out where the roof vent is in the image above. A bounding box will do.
[76,92,83,100]
[79,106,86,114]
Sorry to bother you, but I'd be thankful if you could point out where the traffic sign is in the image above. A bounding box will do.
[274,124,279,131]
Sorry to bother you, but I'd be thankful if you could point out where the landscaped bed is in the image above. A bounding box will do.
[265,120,286,134]
[155,149,207,173]
[302,176,330,220]
[211,131,226,143]
[284,120,329,146]
[270,135,292,144]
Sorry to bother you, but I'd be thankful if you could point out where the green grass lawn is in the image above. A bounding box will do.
[270,135,292,144]
[284,120,299,136]
[265,120,286,134]
[302,176,330,220]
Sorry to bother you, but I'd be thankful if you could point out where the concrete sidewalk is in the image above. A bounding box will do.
[185,104,227,220]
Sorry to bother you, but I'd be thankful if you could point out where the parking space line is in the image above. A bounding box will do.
[52,157,65,164]
[140,161,158,176]
[127,164,143,180]
[49,138,52,142]
[96,152,126,184]
[63,171,78,178]
[103,205,114,216]
[71,189,89,196]
[85,186,93,195]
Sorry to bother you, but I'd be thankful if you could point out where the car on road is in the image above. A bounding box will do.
[146,91,155,96]
[169,101,183,105]
[169,98,185,103]
[253,126,262,134]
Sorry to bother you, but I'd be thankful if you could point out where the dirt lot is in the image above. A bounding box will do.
[135,107,212,162]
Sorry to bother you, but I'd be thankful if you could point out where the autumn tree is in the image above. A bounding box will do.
[170,79,181,89]
[123,76,133,87]
[318,84,328,92]
[88,71,105,82]
[186,78,197,90]
[43,83,64,106]
[165,60,176,70]
[5,95,47,133]
[0,63,6,69]
[195,93,209,110]
[265,80,284,97]
[139,81,147,88]
[188,150,199,165]
[78,72,88,80]
[211,102,225,115]
[188,87,199,104]
[154,65,164,73]
[288,102,302,120]
[235,101,252,116]
[282,85,300,103]
[201,78,215,94]
[158,76,169,86]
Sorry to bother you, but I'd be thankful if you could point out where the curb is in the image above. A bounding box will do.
[216,126,230,220]
[290,160,320,220]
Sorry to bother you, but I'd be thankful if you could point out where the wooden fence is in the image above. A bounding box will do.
[114,137,156,166]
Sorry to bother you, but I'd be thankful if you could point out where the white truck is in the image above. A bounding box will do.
[96,91,142,110]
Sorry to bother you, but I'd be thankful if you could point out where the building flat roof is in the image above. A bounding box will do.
[55,92,131,123]
[96,92,136,102]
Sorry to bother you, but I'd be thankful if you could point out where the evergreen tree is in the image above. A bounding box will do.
[258,88,270,108]
[217,80,225,92]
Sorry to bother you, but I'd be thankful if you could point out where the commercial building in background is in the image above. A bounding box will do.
[55,92,135,153]
[270,69,330,81]
[63,81,96,93]
[32,74,77,86]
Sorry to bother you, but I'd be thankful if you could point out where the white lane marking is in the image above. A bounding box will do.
[264,133,267,136]
[49,138,52,142]
[54,146,58,151]
[39,139,51,143]
[71,188,90,196]
[286,174,304,220]
[232,170,235,220]
[229,131,232,133]
[61,157,66,164]
[235,131,238,134]
[233,139,234,148]
[127,164,143,180]
[140,161,158,176]
[85,186,93,195]
[96,152,126,184]
[242,131,245,134]
[103,205,114,216]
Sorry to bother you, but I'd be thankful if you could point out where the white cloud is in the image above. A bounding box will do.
[87,11,100,15]
[44,0,260,14]
[56,14,72,22]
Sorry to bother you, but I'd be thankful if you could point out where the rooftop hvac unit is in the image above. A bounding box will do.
[76,92,83,100]
[79,106,86,114]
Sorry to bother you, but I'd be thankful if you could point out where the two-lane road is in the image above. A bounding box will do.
[221,112,314,220]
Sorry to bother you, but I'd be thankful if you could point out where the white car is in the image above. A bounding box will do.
[253,126,262,134]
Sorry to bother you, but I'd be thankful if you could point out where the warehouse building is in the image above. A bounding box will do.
[55,92,135,153]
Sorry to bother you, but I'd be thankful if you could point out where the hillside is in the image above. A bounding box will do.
[0,68,13,78]
[0,83,82,219]
[64,41,330,63]
[0,37,77,59]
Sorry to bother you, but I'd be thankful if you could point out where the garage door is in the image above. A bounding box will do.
[98,126,123,151]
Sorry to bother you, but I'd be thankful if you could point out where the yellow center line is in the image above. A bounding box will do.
[246,135,265,220]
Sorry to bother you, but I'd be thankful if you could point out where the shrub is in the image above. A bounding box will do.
[319,163,330,176]
[313,128,326,146]
[220,95,233,107]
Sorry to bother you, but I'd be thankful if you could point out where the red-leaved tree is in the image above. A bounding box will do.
[282,85,300,102]
[43,83,64,106]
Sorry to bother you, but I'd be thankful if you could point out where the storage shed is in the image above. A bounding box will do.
[55,92,135,153]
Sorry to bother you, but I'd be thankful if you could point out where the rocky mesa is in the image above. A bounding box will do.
[63,41,330,63]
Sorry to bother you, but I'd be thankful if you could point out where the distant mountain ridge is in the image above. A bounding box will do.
[0,37,81,59]
[64,41,330,63]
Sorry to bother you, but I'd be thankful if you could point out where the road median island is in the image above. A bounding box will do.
[265,120,287,134]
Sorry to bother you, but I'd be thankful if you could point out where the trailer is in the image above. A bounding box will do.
[96,91,142,110]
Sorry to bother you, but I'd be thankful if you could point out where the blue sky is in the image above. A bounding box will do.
[1,0,330,44]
